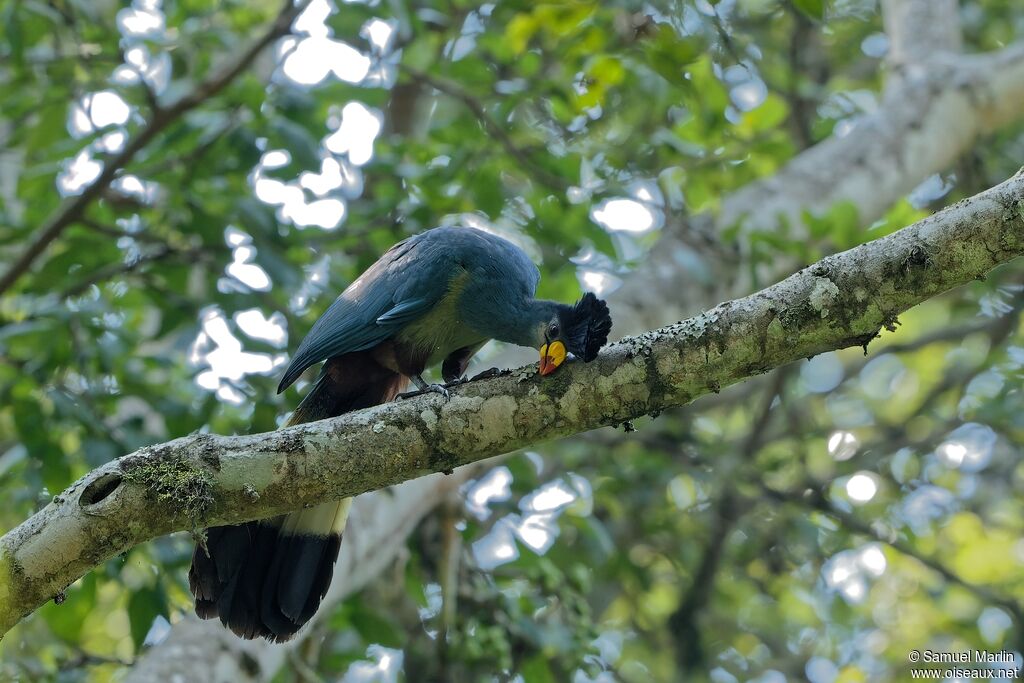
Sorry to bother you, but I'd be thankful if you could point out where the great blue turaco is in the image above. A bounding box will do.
[188,226,613,641]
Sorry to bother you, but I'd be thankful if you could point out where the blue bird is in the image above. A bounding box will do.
[189,226,612,641]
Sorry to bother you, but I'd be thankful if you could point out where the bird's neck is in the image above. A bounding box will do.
[478,298,563,348]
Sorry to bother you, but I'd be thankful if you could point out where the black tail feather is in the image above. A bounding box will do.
[226,521,281,640]
[188,352,406,641]
[263,531,344,631]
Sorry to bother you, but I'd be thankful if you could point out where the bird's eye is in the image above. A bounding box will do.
[547,323,560,338]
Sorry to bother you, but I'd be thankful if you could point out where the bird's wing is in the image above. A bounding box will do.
[374,297,432,327]
[277,234,458,392]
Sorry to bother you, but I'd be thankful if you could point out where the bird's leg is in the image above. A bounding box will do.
[399,374,452,401]
[441,344,484,386]
[431,367,506,394]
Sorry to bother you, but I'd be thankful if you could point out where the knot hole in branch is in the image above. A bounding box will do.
[79,472,124,507]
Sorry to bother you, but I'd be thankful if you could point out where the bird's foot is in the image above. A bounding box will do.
[399,383,452,401]
[468,367,509,381]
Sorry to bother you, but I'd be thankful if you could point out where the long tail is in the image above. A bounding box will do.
[188,352,406,642]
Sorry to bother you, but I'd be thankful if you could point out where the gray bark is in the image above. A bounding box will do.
[882,0,961,67]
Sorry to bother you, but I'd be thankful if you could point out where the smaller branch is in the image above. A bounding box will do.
[132,111,243,179]
[897,306,1019,423]
[740,367,790,457]
[0,0,309,297]
[57,651,134,671]
[439,493,463,639]
[781,4,824,150]
[768,485,1024,630]
[707,5,748,71]
[58,244,212,300]
[286,649,321,683]
[874,311,1019,357]
[668,487,741,672]
[77,217,137,241]
[668,366,788,669]
[402,67,569,191]
[76,216,204,252]
[749,381,1024,629]
[59,247,170,300]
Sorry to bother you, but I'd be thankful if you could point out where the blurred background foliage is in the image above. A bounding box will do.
[1,0,1024,681]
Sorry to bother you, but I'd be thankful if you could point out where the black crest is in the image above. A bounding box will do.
[562,292,612,362]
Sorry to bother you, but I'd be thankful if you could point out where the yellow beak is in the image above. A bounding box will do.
[538,341,567,376]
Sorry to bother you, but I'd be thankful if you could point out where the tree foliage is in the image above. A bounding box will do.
[1,0,1023,681]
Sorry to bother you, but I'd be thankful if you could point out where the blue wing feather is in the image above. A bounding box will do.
[375,297,432,326]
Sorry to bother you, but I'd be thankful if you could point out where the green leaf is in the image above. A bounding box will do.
[792,0,826,20]
[349,602,403,648]
[128,582,168,650]
[40,574,98,643]
[269,118,321,171]
[645,29,705,83]
[520,656,558,683]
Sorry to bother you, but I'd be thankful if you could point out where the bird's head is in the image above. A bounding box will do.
[537,293,613,376]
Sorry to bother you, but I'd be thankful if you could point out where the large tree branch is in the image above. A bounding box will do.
[721,31,1020,238]
[881,0,962,68]
[3,169,1023,637]
[0,0,309,297]
[614,39,1024,334]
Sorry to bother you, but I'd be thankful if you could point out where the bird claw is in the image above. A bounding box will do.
[399,383,451,401]
[468,367,509,381]
[400,369,507,401]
